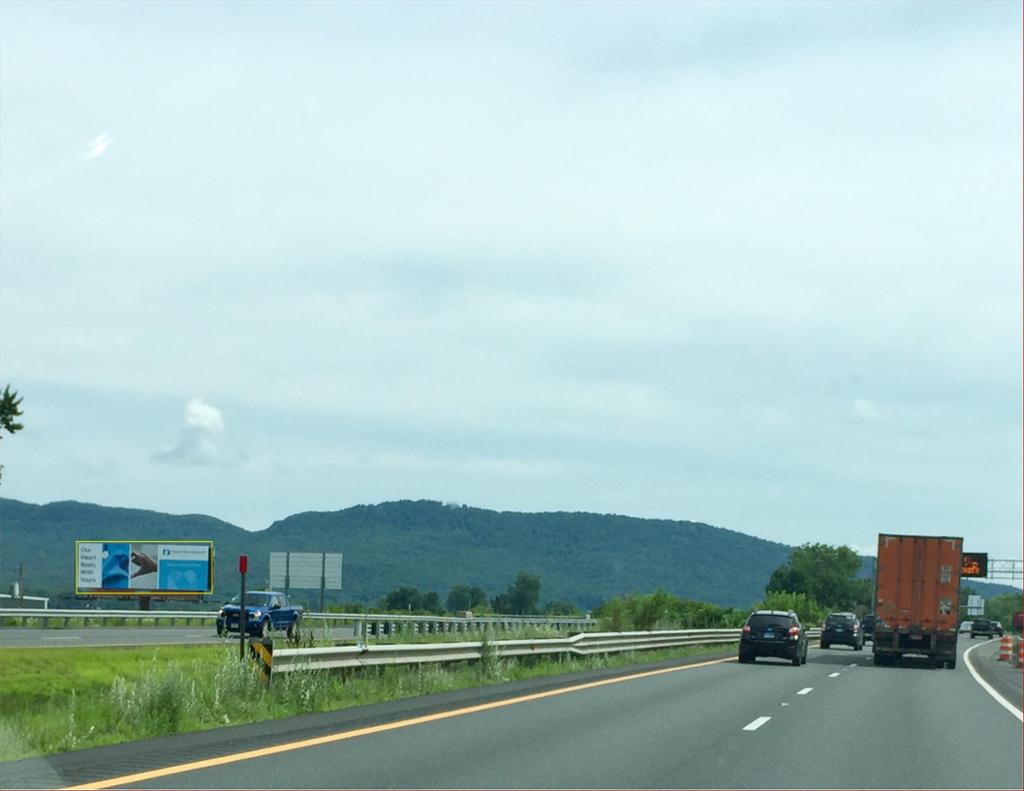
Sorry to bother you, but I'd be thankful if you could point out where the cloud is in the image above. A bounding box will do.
[184,398,224,433]
[853,398,880,422]
[152,398,240,467]
[846,542,876,558]
[86,132,110,159]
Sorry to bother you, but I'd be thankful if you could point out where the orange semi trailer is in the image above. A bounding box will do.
[873,533,962,669]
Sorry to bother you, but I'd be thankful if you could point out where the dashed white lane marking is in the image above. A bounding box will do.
[847,663,857,667]
[42,636,82,641]
[828,672,840,678]
[743,716,771,731]
[797,687,813,695]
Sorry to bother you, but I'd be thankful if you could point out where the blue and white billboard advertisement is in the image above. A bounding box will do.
[76,541,214,595]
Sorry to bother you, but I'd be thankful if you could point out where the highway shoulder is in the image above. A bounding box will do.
[2,648,736,789]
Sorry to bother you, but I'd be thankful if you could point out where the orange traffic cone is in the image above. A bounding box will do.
[998,635,1013,661]
[1016,637,1023,668]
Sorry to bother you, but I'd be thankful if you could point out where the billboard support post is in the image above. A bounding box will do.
[319,554,326,614]
[239,555,248,662]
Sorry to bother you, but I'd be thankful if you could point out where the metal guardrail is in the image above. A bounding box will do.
[0,594,50,608]
[273,628,824,674]
[0,608,219,627]
[0,608,594,632]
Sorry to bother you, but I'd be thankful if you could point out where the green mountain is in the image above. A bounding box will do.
[2,498,1018,611]
[0,498,249,606]
[1,498,795,609]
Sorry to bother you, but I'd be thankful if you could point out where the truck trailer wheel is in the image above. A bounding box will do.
[946,656,957,669]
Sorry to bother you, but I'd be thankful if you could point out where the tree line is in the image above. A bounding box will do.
[349,571,583,617]
[590,543,872,631]
[345,542,876,625]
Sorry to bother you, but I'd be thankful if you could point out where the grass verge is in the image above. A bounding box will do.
[0,639,732,761]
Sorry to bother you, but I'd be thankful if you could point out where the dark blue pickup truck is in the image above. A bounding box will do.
[216,591,303,639]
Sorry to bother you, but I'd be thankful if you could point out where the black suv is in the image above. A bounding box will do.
[738,610,808,666]
[860,614,876,642]
[820,612,864,650]
[970,618,996,639]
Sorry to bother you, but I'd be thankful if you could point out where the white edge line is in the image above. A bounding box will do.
[963,642,1023,723]
[742,716,771,731]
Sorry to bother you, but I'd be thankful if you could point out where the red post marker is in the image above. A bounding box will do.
[239,555,248,660]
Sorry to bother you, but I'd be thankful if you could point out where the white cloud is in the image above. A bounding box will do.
[85,132,109,159]
[184,398,224,434]
[152,399,238,467]
[846,543,876,558]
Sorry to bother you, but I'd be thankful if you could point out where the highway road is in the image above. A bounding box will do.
[0,625,357,649]
[5,638,1020,789]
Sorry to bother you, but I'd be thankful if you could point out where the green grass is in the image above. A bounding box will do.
[0,645,213,702]
[0,640,732,761]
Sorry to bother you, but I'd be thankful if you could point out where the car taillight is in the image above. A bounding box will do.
[742,625,751,634]
[788,626,800,637]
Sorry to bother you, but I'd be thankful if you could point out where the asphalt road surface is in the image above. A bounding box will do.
[0,624,357,648]
[5,638,1020,789]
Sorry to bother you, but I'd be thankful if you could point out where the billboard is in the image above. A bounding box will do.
[76,541,214,595]
[269,552,342,590]
[961,552,988,578]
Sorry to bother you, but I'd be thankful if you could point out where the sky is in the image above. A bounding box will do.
[1,1,1021,563]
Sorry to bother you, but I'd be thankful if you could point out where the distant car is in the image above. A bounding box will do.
[216,591,303,639]
[959,621,973,634]
[993,621,1004,637]
[970,618,995,639]
[738,610,808,666]
[859,614,876,642]
[820,612,863,650]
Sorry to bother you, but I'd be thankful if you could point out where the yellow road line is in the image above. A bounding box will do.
[65,655,736,790]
